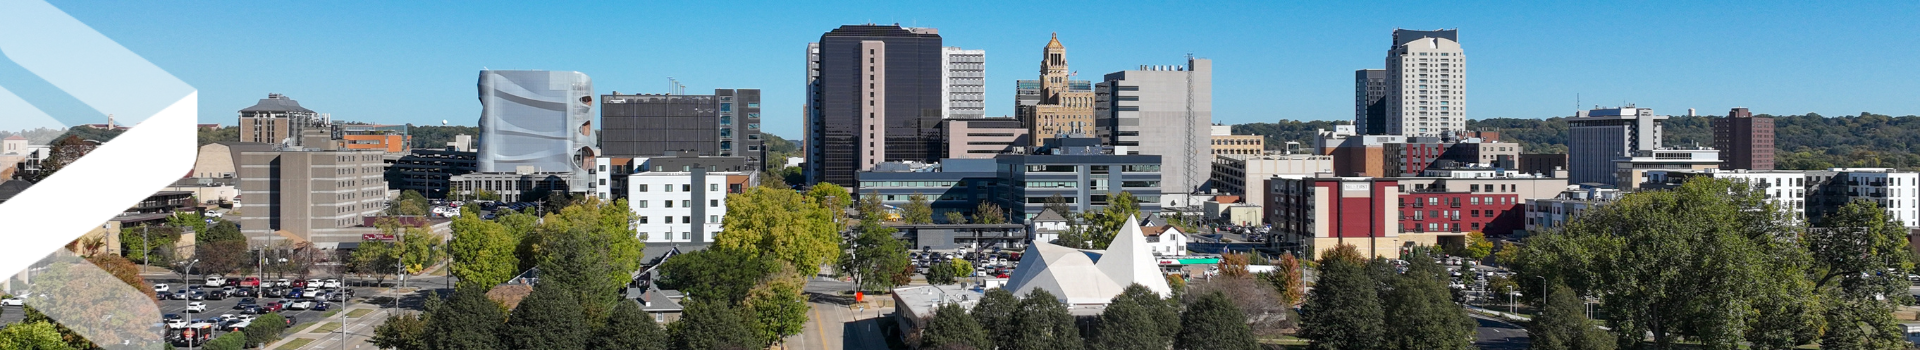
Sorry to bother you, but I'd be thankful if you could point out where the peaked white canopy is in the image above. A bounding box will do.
[1003,215,1171,304]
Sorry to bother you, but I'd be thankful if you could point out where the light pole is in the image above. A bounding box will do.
[184,259,199,350]
[142,225,149,266]
[1532,275,1548,315]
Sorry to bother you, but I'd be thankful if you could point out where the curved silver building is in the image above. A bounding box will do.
[476,70,598,182]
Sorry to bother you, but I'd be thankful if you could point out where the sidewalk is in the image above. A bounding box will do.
[264,302,386,350]
[1467,305,1531,322]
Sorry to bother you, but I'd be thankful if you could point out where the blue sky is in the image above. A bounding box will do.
[40,0,1920,138]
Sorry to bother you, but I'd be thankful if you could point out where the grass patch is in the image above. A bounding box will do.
[320,309,341,318]
[273,338,313,350]
[308,321,341,334]
[346,309,373,318]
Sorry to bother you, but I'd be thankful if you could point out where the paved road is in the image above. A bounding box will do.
[1472,313,1531,350]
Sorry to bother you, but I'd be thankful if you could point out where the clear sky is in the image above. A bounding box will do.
[39,0,1920,138]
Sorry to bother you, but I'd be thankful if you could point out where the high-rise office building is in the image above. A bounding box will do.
[1383,29,1466,136]
[1354,69,1388,135]
[1095,57,1213,207]
[238,93,320,145]
[476,70,598,186]
[1016,34,1098,139]
[941,47,986,119]
[601,89,765,170]
[804,25,946,187]
[1714,107,1774,170]
[1568,106,1667,186]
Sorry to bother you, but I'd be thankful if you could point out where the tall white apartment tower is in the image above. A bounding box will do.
[1095,57,1213,208]
[1384,29,1465,137]
[942,47,986,119]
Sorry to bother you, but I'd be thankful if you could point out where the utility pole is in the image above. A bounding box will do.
[142,225,149,266]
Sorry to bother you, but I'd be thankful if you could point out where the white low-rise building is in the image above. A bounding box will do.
[628,170,754,244]
[1140,225,1189,256]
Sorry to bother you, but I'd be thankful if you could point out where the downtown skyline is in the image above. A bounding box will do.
[13,0,1918,137]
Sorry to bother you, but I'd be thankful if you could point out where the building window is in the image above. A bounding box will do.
[639,216,649,224]
[637,201,648,208]
[710,215,719,223]
[665,201,674,208]
[682,216,691,223]
[710,184,719,192]
[638,184,648,192]
[710,199,719,207]
[682,232,690,240]
[682,184,692,192]
[681,200,691,207]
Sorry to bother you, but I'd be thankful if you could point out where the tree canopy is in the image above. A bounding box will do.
[716,185,840,276]
[1298,244,1384,350]
[1175,291,1259,350]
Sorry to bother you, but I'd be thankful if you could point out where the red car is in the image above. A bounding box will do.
[263,302,284,312]
[289,280,307,288]
[239,277,261,288]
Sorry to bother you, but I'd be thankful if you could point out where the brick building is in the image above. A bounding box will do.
[1713,107,1774,170]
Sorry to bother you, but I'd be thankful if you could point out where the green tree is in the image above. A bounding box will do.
[1462,231,1493,261]
[943,211,968,224]
[857,191,888,222]
[1299,244,1385,350]
[1809,199,1913,349]
[1093,284,1180,350]
[1492,241,1520,267]
[656,248,777,304]
[921,303,991,350]
[1382,248,1474,350]
[716,186,841,276]
[424,286,506,350]
[448,206,519,290]
[1064,192,1144,249]
[350,239,400,286]
[243,313,288,348]
[0,321,74,350]
[371,311,429,350]
[844,221,910,292]
[1528,283,1615,350]
[389,190,431,216]
[522,197,643,320]
[669,299,757,350]
[949,259,974,279]
[903,193,934,224]
[1819,297,1907,350]
[1009,289,1082,350]
[593,298,666,350]
[970,289,1021,350]
[502,281,588,350]
[805,183,851,227]
[1175,291,1258,350]
[742,264,810,348]
[1511,178,1803,349]
[925,259,957,285]
[972,202,1007,224]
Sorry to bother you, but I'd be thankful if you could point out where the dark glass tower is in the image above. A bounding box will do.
[805,25,944,187]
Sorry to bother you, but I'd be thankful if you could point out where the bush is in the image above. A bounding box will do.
[244,313,289,347]
[203,331,247,350]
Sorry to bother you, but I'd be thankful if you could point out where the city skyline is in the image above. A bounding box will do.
[18,0,1919,139]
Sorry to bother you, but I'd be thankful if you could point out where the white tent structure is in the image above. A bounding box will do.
[1097,215,1174,296]
[1003,215,1172,305]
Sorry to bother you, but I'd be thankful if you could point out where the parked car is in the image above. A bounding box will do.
[302,289,321,299]
[154,284,171,293]
[263,302,284,312]
[164,315,188,329]
[287,300,313,310]
[275,278,292,287]
[204,290,226,300]
[1,297,24,306]
[240,277,261,288]
[311,301,331,311]
[234,298,258,309]
[264,288,285,298]
[187,291,207,300]
[222,321,251,332]
[322,279,341,288]
[169,290,191,300]
[238,306,268,315]
[185,302,208,313]
[204,276,225,288]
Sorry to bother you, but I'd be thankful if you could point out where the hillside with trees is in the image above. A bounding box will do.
[1235,112,1920,170]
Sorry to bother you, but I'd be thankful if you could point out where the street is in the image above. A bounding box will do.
[1471,313,1531,350]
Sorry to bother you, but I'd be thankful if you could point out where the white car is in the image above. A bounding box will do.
[322,279,341,288]
[235,315,257,323]
[287,300,314,310]
[0,297,23,306]
[276,279,292,287]
[204,276,226,287]
[165,318,188,329]
[305,279,322,288]
[302,289,321,298]
[217,314,237,322]
[154,284,171,293]
[185,302,208,313]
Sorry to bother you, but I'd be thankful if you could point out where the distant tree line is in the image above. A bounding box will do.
[1236,112,1920,170]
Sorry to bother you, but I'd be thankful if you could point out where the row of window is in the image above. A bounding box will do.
[636,183,721,192]
[636,215,720,224]
[634,199,720,209]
